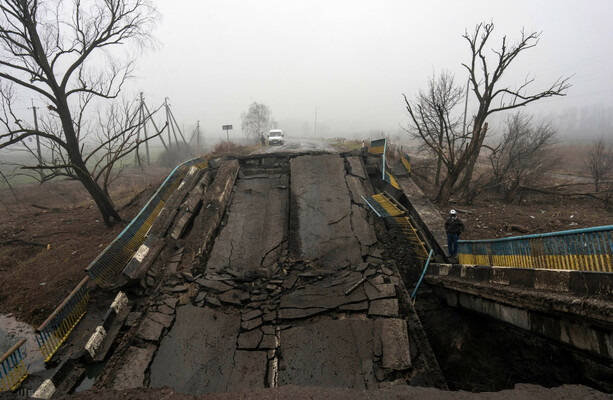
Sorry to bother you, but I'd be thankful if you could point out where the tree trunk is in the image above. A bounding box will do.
[436,167,462,205]
[56,97,122,227]
[458,123,488,200]
[74,159,122,226]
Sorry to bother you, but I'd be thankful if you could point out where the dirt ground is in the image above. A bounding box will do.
[0,166,171,326]
[1,142,612,327]
[431,187,613,241]
[408,142,613,240]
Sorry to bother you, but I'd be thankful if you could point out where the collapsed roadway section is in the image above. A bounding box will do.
[92,151,447,394]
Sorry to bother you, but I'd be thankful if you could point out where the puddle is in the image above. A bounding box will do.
[0,314,45,373]
[73,362,106,393]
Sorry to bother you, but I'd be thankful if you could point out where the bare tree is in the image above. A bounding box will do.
[241,102,275,139]
[0,0,157,226]
[444,22,570,204]
[488,112,558,203]
[403,70,465,188]
[585,136,613,193]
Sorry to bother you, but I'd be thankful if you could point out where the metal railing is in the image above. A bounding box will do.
[35,276,91,362]
[86,158,208,285]
[458,225,613,272]
[363,193,429,260]
[0,157,209,384]
[0,339,28,392]
[401,153,411,174]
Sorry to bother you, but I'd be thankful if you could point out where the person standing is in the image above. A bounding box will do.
[445,209,465,258]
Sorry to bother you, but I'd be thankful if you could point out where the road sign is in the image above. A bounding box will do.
[222,125,233,152]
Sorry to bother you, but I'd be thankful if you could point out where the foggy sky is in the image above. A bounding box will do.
[125,1,613,138]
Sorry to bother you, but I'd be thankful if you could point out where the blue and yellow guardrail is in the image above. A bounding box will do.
[35,276,90,362]
[363,193,429,260]
[401,153,411,174]
[369,138,386,155]
[0,339,28,392]
[458,225,613,272]
[384,170,400,190]
[86,157,208,285]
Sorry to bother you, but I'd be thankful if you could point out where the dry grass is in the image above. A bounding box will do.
[208,141,255,157]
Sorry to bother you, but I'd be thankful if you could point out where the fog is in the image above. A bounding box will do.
[115,0,611,141]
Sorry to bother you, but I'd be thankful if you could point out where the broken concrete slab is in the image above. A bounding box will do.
[136,317,165,342]
[122,235,165,282]
[237,329,263,349]
[241,317,263,331]
[148,312,174,328]
[206,296,221,307]
[278,319,376,388]
[157,304,174,315]
[182,160,240,265]
[351,204,378,250]
[219,289,244,306]
[346,156,368,180]
[109,345,156,389]
[263,311,276,322]
[195,291,207,304]
[339,301,369,312]
[365,283,396,301]
[277,307,328,320]
[282,274,299,290]
[259,334,278,350]
[345,175,368,205]
[196,278,233,293]
[261,325,275,335]
[379,318,411,370]
[290,154,363,269]
[242,309,263,322]
[226,351,268,390]
[279,282,367,310]
[149,305,241,394]
[206,174,289,276]
[368,299,399,317]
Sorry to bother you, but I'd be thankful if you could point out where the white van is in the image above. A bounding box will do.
[268,129,284,145]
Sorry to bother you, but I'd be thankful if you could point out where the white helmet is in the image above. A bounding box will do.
[450,209,457,215]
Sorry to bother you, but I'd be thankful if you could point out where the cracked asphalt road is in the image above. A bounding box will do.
[252,137,336,154]
[97,151,446,395]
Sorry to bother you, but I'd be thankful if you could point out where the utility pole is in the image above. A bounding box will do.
[165,98,173,150]
[141,93,150,165]
[196,121,201,153]
[135,93,143,166]
[30,100,43,180]
[30,100,42,163]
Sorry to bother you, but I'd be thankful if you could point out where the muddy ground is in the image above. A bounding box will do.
[0,143,611,398]
[1,147,612,326]
[0,166,171,326]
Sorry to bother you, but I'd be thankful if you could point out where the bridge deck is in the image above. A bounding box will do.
[93,153,446,394]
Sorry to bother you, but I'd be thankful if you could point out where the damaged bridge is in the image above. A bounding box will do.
[12,142,612,399]
[88,151,446,394]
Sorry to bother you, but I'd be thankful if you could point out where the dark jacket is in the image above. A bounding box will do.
[445,216,465,235]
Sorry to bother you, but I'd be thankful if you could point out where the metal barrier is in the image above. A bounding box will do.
[458,225,613,272]
[401,153,411,174]
[0,339,28,392]
[35,276,90,362]
[363,193,429,260]
[86,158,208,285]
[384,170,400,190]
[369,138,386,155]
